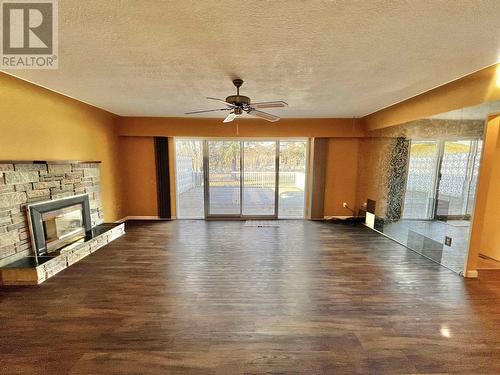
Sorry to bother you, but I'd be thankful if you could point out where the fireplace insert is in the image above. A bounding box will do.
[27,195,92,258]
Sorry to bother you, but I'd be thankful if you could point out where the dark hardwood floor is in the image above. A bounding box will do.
[1,220,500,374]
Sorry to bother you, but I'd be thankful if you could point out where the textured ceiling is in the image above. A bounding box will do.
[4,1,500,118]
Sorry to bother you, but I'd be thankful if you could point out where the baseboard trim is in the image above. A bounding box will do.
[115,216,175,222]
[465,270,478,278]
[324,215,364,220]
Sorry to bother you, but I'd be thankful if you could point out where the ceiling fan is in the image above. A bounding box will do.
[184,79,288,123]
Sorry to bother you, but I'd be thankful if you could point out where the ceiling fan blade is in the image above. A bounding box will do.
[184,108,230,115]
[249,101,288,109]
[223,112,237,123]
[206,97,236,107]
[247,109,280,122]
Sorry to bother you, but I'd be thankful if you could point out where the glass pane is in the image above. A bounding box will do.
[403,141,439,219]
[378,137,484,275]
[208,141,241,215]
[436,140,472,217]
[175,140,204,218]
[242,141,276,216]
[466,140,483,215]
[279,140,307,218]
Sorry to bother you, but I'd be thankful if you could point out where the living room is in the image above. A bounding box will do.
[1,1,500,373]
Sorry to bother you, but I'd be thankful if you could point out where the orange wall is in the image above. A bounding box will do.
[118,117,365,138]
[119,135,362,219]
[480,117,500,260]
[119,137,158,217]
[0,73,124,221]
[467,115,500,268]
[118,117,366,219]
[364,64,500,131]
[324,138,360,216]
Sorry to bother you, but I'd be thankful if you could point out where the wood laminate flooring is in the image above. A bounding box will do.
[1,220,500,374]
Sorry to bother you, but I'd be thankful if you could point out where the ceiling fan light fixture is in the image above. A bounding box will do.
[185,79,287,123]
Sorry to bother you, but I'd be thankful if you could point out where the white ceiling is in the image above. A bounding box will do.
[4,1,500,118]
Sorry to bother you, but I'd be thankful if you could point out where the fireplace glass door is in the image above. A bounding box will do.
[42,204,85,253]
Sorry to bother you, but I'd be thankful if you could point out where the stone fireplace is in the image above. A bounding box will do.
[0,161,125,285]
[0,161,103,267]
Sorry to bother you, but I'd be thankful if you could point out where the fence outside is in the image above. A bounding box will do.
[177,161,305,194]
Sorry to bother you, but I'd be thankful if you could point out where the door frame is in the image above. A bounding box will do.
[203,139,280,220]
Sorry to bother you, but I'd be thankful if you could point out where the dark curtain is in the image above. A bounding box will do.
[154,137,171,219]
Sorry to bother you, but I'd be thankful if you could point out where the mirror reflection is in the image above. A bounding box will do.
[363,100,500,274]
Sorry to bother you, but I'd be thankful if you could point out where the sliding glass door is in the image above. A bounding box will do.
[206,140,278,218]
[242,141,278,216]
[206,140,241,217]
[175,140,205,219]
[435,140,479,218]
[403,141,439,219]
[279,141,308,218]
[176,138,307,219]
[403,139,483,220]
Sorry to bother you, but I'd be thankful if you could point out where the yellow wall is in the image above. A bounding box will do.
[0,73,124,221]
[324,138,360,216]
[467,115,500,268]
[119,137,158,217]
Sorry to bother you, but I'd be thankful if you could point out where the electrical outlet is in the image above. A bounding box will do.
[445,236,452,246]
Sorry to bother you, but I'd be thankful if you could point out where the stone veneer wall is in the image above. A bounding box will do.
[0,162,103,266]
[385,137,410,221]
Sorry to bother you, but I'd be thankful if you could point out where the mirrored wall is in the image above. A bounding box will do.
[363,101,500,274]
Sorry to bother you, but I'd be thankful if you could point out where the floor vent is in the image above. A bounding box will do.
[244,220,280,227]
